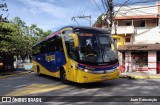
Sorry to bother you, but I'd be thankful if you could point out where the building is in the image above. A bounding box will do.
[112,2,160,74]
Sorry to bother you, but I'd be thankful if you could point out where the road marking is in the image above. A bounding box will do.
[5,84,68,96]
[0,71,31,79]
[0,76,7,79]
[15,85,27,88]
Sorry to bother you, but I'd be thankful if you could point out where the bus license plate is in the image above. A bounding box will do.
[101,76,108,79]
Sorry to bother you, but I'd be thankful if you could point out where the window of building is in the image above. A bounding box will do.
[125,37,130,42]
[131,52,148,67]
[157,51,160,64]
[126,22,131,26]
[140,21,145,27]
[134,20,146,27]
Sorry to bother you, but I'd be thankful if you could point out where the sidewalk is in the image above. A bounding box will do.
[1,70,160,79]
[120,72,160,79]
[0,69,32,79]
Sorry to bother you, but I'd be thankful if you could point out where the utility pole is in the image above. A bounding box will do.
[107,0,113,32]
[71,17,80,25]
[71,15,91,26]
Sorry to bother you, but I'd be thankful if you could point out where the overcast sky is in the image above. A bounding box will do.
[2,0,157,31]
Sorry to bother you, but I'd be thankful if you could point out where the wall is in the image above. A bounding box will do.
[158,2,160,14]
[134,26,160,44]
[124,52,132,72]
[114,5,158,17]
[148,51,157,74]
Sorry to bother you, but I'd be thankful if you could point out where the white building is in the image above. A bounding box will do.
[112,2,160,74]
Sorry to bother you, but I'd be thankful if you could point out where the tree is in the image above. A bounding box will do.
[93,14,104,27]
[0,1,54,66]
[40,29,53,40]
[0,1,12,45]
[0,15,53,64]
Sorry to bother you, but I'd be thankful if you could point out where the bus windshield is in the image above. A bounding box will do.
[75,30,118,66]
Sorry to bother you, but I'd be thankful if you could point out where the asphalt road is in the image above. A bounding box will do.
[0,72,160,105]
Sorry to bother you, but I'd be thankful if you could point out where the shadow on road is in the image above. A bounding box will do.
[69,80,119,89]
[35,73,61,82]
[35,73,120,89]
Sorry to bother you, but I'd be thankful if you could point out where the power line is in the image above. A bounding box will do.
[80,0,90,25]
[100,0,109,26]
[101,0,107,13]
[104,0,109,12]
[111,0,130,34]
[125,5,159,10]
[71,17,80,25]
[126,0,159,6]
[72,15,91,26]
[113,0,159,6]
[76,0,85,16]
[113,0,160,17]
[116,5,159,15]
[80,0,87,15]
[75,0,86,25]
[92,0,103,13]
[124,5,158,15]
[82,0,90,16]
[112,0,160,35]
[113,0,130,18]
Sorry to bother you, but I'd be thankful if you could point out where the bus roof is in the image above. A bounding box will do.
[32,26,110,47]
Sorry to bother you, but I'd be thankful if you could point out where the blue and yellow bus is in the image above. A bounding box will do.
[32,26,120,83]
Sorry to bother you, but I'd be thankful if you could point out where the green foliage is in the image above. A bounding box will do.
[92,13,104,27]
[0,16,53,60]
[40,30,53,40]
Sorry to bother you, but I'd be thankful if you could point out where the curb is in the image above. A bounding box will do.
[0,71,32,79]
[119,75,160,79]
[148,76,160,79]
[119,75,132,78]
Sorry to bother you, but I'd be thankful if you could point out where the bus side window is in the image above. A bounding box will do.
[54,36,63,52]
[43,38,55,53]
[62,30,78,60]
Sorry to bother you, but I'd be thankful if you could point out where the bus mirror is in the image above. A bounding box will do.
[69,33,79,47]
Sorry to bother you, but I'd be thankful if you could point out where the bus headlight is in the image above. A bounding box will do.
[78,66,119,74]
[84,69,89,72]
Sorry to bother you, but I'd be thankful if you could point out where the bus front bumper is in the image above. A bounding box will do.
[77,68,120,83]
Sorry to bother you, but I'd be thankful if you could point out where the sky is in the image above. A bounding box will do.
[1,0,158,32]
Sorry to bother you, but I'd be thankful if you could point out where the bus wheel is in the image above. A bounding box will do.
[60,68,69,84]
[37,66,41,76]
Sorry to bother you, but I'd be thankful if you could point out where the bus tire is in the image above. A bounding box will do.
[60,68,69,84]
[37,66,41,76]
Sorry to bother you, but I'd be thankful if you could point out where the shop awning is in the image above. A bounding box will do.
[118,44,160,51]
